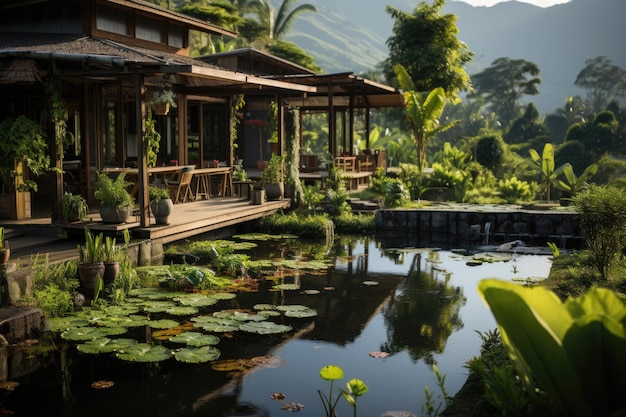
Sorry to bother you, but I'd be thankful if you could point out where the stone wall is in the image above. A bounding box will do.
[375,208,584,249]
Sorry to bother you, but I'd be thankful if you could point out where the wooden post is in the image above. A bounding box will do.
[135,74,149,227]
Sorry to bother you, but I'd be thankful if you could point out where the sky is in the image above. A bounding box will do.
[459,0,570,7]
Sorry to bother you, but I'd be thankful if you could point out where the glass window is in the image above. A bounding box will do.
[136,14,162,43]
[96,4,128,35]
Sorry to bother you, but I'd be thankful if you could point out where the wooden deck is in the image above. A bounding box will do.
[1,197,290,264]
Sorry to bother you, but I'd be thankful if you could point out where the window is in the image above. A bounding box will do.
[136,14,162,43]
[168,24,184,48]
[96,4,128,35]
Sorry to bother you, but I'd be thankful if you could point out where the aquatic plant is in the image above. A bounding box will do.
[318,365,369,417]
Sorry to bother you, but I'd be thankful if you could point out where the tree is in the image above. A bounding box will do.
[394,64,455,179]
[575,56,626,113]
[267,40,321,73]
[544,96,587,144]
[474,134,505,172]
[471,57,541,127]
[564,110,619,160]
[382,0,473,100]
[252,0,316,40]
[504,103,549,145]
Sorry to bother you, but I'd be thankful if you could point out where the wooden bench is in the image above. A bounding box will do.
[343,171,372,190]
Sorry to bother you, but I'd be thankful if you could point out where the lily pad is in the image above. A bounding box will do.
[105,305,142,315]
[169,332,220,347]
[257,310,281,317]
[196,322,240,333]
[276,305,310,312]
[116,344,172,362]
[239,321,292,334]
[174,294,218,307]
[61,326,127,341]
[211,292,237,300]
[253,304,278,311]
[271,283,300,291]
[48,317,90,332]
[148,319,180,329]
[96,315,149,328]
[213,310,265,322]
[283,308,317,318]
[174,346,221,363]
[142,300,177,313]
[362,281,379,286]
[166,306,199,316]
[77,338,138,354]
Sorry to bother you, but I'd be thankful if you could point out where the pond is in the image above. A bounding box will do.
[3,236,553,417]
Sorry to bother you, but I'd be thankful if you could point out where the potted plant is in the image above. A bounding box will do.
[150,82,177,116]
[94,173,135,224]
[149,185,173,225]
[62,192,89,223]
[0,115,51,220]
[77,227,105,294]
[102,235,120,285]
[0,227,9,265]
[261,154,284,200]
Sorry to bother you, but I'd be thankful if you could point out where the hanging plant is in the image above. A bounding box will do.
[231,94,245,155]
[150,81,177,116]
[145,109,161,167]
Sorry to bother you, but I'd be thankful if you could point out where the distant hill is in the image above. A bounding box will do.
[286,0,626,114]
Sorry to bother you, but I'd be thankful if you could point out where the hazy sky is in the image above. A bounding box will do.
[459,0,570,7]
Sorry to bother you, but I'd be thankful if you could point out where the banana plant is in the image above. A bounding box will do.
[394,64,456,176]
[478,279,626,417]
[528,143,568,202]
[554,162,598,197]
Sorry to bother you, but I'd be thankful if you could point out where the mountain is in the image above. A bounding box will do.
[286,0,626,114]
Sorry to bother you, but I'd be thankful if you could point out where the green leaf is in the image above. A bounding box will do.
[169,332,220,347]
[238,321,292,334]
[148,319,180,329]
[346,378,369,397]
[166,306,199,316]
[320,364,344,381]
[77,338,138,354]
[174,346,221,363]
[174,294,218,307]
[478,279,626,417]
[116,344,172,362]
[283,308,317,318]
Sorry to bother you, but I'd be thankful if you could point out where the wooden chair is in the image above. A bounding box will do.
[166,166,195,203]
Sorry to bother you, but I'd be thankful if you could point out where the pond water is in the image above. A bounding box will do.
[3,237,553,417]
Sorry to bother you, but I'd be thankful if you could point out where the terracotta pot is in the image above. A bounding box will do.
[99,206,132,224]
[150,198,173,225]
[257,160,268,171]
[78,262,105,294]
[103,262,120,285]
[154,102,170,116]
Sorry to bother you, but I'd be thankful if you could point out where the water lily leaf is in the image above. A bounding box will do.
[61,326,127,341]
[148,319,180,329]
[283,308,317,318]
[363,281,379,286]
[211,292,237,300]
[369,351,390,359]
[272,283,300,291]
[276,305,309,312]
[239,321,292,334]
[105,305,142,315]
[48,317,90,332]
[152,323,193,341]
[174,346,221,363]
[197,322,240,333]
[192,316,241,327]
[301,289,320,295]
[213,310,261,322]
[169,332,220,346]
[96,315,149,328]
[166,306,199,316]
[116,344,172,362]
[77,338,138,354]
[253,304,277,311]
[257,310,281,317]
[142,300,177,313]
[174,294,218,307]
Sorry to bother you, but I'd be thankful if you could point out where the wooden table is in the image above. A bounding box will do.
[102,166,183,197]
[191,167,233,200]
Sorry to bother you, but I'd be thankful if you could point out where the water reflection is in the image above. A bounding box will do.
[3,236,552,417]
[381,251,465,364]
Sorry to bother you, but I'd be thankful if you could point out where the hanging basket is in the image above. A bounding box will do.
[153,102,170,116]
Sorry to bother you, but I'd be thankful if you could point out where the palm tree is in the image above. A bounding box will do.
[252,0,316,40]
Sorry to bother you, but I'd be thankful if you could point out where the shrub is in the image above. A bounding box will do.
[497,176,533,203]
[574,185,626,280]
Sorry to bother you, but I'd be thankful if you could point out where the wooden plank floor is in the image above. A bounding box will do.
[1,197,290,264]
